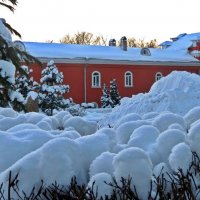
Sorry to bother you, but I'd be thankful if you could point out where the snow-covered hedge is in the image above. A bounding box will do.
[0,104,200,199]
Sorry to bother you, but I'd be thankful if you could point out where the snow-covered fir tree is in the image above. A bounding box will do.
[0,19,25,110]
[0,3,39,111]
[15,65,40,98]
[39,60,69,115]
[101,83,113,108]
[110,79,121,107]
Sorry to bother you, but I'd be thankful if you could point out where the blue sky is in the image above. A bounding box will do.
[1,0,200,43]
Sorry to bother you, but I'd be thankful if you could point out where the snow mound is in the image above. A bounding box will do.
[89,151,116,178]
[113,147,153,199]
[64,116,97,135]
[95,128,117,152]
[0,129,55,173]
[0,115,26,131]
[188,122,200,156]
[0,107,18,118]
[114,113,141,129]
[155,129,186,164]
[152,112,186,132]
[7,123,40,132]
[99,71,200,127]
[184,106,200,128]
[0,138,85,198]
[128,125,160,151]
[88,173,113,199]
[116,120,151,144]
[169,143,192,174]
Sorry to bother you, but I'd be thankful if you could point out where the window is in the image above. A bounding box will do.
[125,71,133,87]
[140,48,151,56]
[92,71,101,87]
[155,72,163,81]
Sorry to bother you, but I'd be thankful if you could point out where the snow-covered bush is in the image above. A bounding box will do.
[169,143,192,175]
[87,173,113,199]
[0,60,24,110]
[81,102,98,109]
[15,65,40,99]
[63,116,98,135]
[89,151,115,178]
[66,104,85,116]
[110,79,121,107]
[113,147,153,199]
[152,112,187,132]
[101,83,113,108]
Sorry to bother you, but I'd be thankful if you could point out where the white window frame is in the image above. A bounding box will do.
[125,71,133,87]
[92,71,101,88]
[155,72,163,81]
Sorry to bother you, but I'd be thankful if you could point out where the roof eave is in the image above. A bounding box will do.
[36,57,200,66]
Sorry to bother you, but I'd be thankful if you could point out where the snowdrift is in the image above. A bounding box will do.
[99,71,200,127]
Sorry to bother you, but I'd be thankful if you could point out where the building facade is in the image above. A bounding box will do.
[15,33,200,105]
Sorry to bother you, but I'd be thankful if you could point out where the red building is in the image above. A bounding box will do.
[14,33,200,105]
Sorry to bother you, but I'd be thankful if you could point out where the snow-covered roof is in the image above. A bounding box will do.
[159,41,173,47]
[170,33,187,41]
[22,32,200,64]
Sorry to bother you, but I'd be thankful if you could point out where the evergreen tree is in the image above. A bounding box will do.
[0,19,25,110]
[0,2,40,111]
[0,0,18,12]
[38,60,69,116]
[15,65,39,99]
[110,79,121,107]
[101,83,113,108]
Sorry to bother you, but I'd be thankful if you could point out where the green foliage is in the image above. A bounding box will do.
[15,66,40,99]
[0,62,14,107]
[101,83,113,108]
[0,0,18,12]
[0,1,41,111]
[110,79,121,107]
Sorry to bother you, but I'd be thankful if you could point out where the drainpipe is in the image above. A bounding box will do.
[84,58,88,103]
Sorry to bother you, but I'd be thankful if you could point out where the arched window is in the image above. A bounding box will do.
[125,71,133,87]
[92,71,101,87]
[155,72,163,81]
[140,48,151,56]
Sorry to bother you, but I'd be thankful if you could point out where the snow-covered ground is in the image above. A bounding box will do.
[1,71,200,199]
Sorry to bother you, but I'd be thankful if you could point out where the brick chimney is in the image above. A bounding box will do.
[120,36,127,51]
[109,39,116,46]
